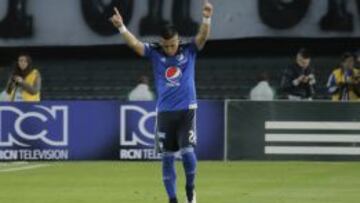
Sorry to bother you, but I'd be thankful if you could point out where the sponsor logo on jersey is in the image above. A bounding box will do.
[165,66,182,87]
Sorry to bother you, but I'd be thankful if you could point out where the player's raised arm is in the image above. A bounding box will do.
[110,7,145,56]
[195,0,213,50]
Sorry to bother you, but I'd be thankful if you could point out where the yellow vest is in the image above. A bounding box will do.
[330,68,359,101]
[10,69,41,102]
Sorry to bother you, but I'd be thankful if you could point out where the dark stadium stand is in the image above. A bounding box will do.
[0,56,336,100]
[1,38,356,101]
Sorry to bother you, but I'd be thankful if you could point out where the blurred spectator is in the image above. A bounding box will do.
[5,54,42,102]
[327,53,360,101]
[281,48,316,101]
[128,75,154,101]
[250,72,274,101]
[0,90,8,101]
[355,50,360,68]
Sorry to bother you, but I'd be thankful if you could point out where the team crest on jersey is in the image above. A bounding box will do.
[176,53,188,65]
[177,53,185,61]
[165,66,182,87]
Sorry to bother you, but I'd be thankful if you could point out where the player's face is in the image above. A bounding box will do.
[296,54,311,69]
[18,56,29,71]
[161,35,180,56]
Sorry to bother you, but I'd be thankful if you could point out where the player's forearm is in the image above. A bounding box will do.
[118,27,145,56]
[195,19,211,49]
[196,0,213,49]
[196,23,211,49]
[122,31,142,50]
[198,22,211,42]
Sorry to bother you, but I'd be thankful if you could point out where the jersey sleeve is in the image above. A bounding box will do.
[143,43,155,58]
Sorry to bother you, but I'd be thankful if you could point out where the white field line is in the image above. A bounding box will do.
[0,164,50,173]
[0,161,29,167]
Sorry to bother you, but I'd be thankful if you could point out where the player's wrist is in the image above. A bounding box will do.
[118,25,128,34]
[202,17,211,25]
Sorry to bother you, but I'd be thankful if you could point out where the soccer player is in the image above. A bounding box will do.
[110,1,213,203]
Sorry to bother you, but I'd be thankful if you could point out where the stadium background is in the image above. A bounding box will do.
[1,0,360,100]
[1,0,360,203]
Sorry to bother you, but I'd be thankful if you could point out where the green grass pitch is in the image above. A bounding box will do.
[0,161,360,203]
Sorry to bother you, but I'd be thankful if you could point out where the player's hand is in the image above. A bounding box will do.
[203,0,213,18]
[109,7,124,28]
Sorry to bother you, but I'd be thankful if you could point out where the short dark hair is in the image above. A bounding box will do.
[297,48,311,59]
[161,25,179,40]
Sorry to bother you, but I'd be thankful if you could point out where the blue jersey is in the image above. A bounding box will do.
[144,42,198,112]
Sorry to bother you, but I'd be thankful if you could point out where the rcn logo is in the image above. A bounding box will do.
[0,105,69,147]
[120,105,156,147]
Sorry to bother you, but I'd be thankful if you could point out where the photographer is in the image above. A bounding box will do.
[5,54,42,102]
[281,48,316,100]
[327,53,360,101]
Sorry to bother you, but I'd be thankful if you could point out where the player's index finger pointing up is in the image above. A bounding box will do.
[114,7,120,16]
